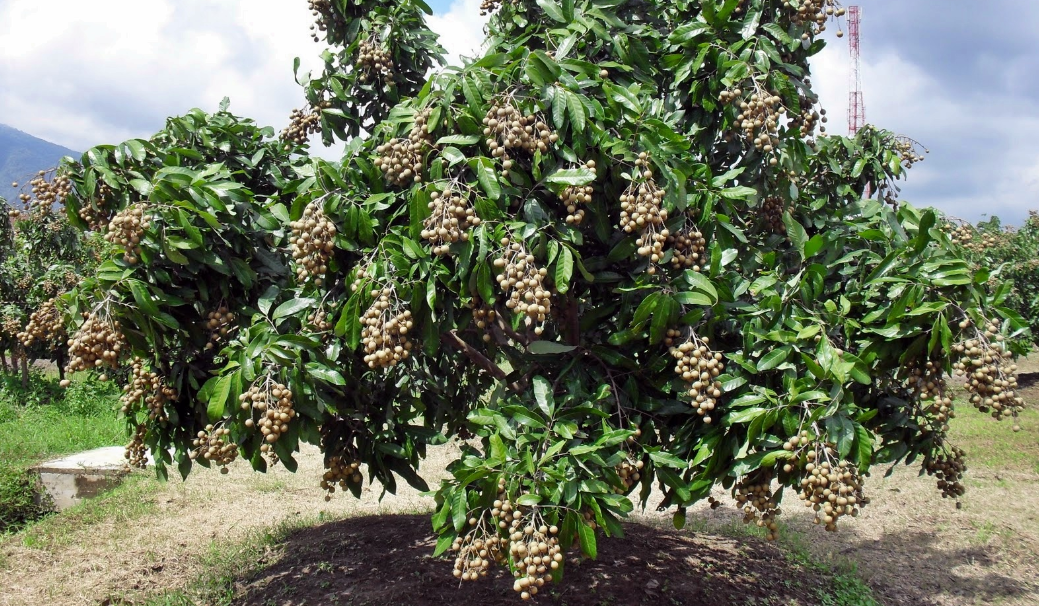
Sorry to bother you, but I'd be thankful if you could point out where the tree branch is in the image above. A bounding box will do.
[441,329,525,392]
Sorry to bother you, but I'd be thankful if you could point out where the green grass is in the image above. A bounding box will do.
[947,398,1039,474]
[0,371,124,532]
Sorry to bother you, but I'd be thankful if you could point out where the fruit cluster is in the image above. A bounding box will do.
[483,98,557,177]
[120,357,177,423]
[356,36,394,86]
[906,360,954,429]
[17,298,65,348]
[493,238,551,329]
[762,196,788,234]
[307,309,334,333]
[720,88,784,156]
[505,511,561,599]
[77,182,113,231]
[375,111,431,186]
[451,520,504,582]
[559,160,597,226]
[290,201,337,285]
[105,203,150,264]
[734,471,781,541]
[361,286,414,369]
[620,153,669,274]
[66,311,126,372]
[320,455,363,501]
[281,102,329,146]
[239,377,295,456]
[16,170,72,213]
[925,446,967,500]
[125,424,148,469]
[667,228,706,271]
[953,320,1024,421]
[421,184,481,255]
[306,0,340,43]
[894,136,927,168]
[795,448,868,532]
[471,303,498,343]
[479,0,506,15]
[790,0,847,38]
[190,424,238,473]
[668,331,725,424]
[204,306,235,351]
[614,458,644,494]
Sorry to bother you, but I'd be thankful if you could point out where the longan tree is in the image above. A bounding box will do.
[55,0,1027,598]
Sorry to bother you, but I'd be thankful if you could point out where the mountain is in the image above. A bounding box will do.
[0,123,79,206]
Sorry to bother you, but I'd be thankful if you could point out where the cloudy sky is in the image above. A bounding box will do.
[1,0,1034,224]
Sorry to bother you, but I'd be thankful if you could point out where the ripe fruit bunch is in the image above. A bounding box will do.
[356,36,394,86]
[281,102,329,146]
[734,471,781,541]
[320,455,363,500]
[666,228,706,271]
[762,196,787,235]
[925,446,967,500]
[614,458,644,494]
[790,103,826,140]
[794,447,869,532]
[493,238,551,330]
[306,0,340,43]
[471,302,498,343]
[451,519,504,582]
[204,305,235,350]
[121,357,177,422]
[78,182,114,230]
[620,153,669,274]
[719,87,784,156]
[894,136,927,168]
[667,331,725,424]
[505,510,562,600]
[18,170,72,213]
[104,203,150,264]
[239,377,295,456]
[290,201,337,285]
[906,360,954,429]
[66,311,126,372]
[17,297,65,348]
[361,286,415,369]
[307,309,334,333]
[789,0,846,38]
[190,424,238,473]
[421,184,482,255]
[953,321,1024,421]
[483,98,557,177]
[375,112,431,186]
[559,160,597,226]
[479,0,507,16]
[125,424,148,469]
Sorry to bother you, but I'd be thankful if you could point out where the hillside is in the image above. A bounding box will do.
[0,123,79,206]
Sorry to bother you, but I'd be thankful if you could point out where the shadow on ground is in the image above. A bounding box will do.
[233,514,830,606]
[231,514,1038,606]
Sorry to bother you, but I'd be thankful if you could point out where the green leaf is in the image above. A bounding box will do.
[528,341,578,355]
[532,375,554,417]
[306,363,346,385]
[205,374,233,423]
[128,280,159,316]
[555,247,574,294]
[536,0,566,22]
[476,159,501,201]
[577,521,597,559]
[272,297,315,320]
[757,346,791,372]
[436,134,480,146]
[545,167,596,186]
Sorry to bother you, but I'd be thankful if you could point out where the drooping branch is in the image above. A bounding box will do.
[441,329,524,392]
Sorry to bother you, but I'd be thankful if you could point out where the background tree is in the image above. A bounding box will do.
[54,0,1027,598]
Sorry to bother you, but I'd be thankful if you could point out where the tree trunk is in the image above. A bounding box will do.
[20,354,29,389]
[0,350,8,374]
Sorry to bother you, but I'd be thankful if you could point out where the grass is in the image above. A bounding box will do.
[0,370,124,532]
[947,399,1039,474]
[139,512,342,606]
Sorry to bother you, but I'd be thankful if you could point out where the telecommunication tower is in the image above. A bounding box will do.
[847,5,865,135]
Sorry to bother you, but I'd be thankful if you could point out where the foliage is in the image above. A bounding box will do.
[943,212,1039,347]
[54,0,1027,597]
[0,372,122,533]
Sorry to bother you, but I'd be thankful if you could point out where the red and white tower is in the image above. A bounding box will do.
[847,5,865,135]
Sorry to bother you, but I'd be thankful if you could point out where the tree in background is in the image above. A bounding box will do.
[49,0,1029,597]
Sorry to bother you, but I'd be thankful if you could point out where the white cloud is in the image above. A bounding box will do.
[426,0,489,68]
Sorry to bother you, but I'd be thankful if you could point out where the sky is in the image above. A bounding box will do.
[1,0,1034,224]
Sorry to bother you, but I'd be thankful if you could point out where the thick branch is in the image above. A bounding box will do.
[441,330,524,392]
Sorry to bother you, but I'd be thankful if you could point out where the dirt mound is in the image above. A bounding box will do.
[233,514,833,606]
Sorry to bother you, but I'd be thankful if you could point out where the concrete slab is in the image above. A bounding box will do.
[34,446,132,511]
